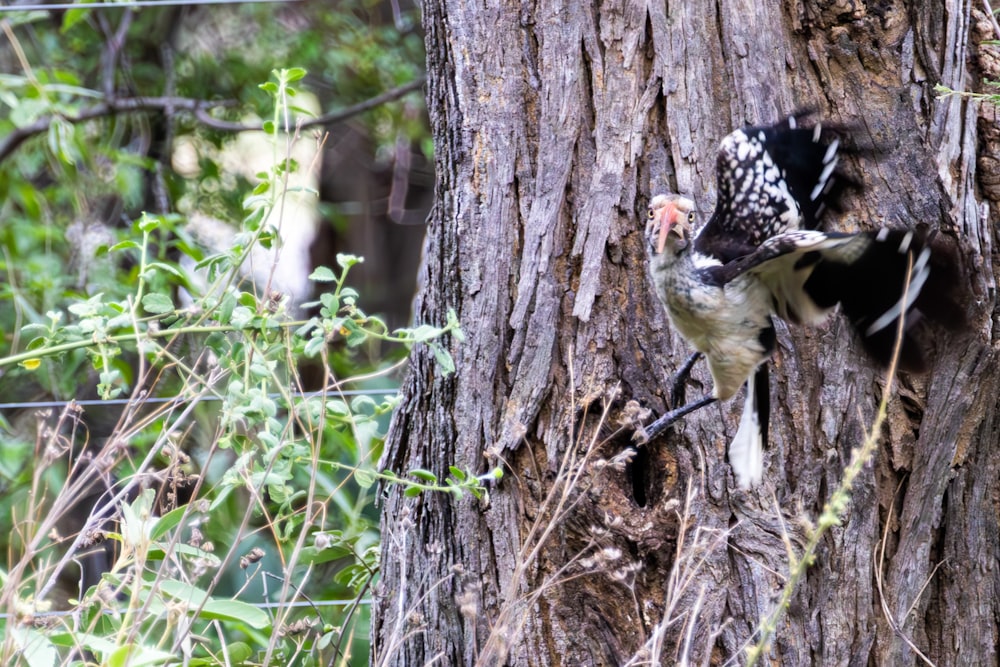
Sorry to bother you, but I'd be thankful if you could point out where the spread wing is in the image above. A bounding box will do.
[694,115,858,263]
[698,227,964,371]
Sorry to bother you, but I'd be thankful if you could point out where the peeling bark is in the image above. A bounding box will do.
[374,1,998,665]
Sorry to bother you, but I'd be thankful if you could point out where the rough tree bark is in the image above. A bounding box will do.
[373,1,998,665]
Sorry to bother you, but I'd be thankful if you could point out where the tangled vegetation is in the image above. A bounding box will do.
[0,3,481,665]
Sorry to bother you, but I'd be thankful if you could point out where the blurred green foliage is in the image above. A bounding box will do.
[0,2,450,666]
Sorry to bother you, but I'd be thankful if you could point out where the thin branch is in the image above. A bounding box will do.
[98,7,134,99]
[193,76,427,132]
[984,0,1000,41]
[0,96,234,163]
[0,77,426,164]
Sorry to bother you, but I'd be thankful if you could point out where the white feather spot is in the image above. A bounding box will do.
[737,140,752,161]
[823,138,840,164]
[876,228,890,242]
[898,231,914,254]
[811,159,839,201]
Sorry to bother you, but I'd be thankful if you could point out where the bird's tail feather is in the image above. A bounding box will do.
[728,367,768,489]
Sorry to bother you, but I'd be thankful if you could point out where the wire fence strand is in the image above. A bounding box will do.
[0,388,397,411]
[0,0,299,11]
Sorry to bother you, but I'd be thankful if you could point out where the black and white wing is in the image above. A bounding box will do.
[699,227,965,371]
[694,115,856,263]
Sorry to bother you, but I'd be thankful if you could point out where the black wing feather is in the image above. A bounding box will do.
[695,114,859,263]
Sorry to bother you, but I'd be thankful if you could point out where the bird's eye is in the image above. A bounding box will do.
[647,208,655,219]
[687,212,695,222]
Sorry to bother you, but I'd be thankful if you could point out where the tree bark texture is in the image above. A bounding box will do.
[374,1,998,665]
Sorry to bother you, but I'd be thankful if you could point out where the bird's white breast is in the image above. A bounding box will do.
[649,253,774,400]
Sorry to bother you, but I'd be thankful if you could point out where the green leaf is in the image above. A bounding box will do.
[183,642,253,666]
[289,104,317,118]
[284,67,307,82]
[137,213,161,232]
[141,293,174,315]
[158,579,209,607]
[145,261,184,278]
[200,598,270,628]
[336,253,363,269]
[230,306,254,329]
[355,467,376,489]
[8,627,57,667]
[409,468,438,483]
[47,115,78,165]
[350,394,377,414]
[346,329,368,347]
[430,342,456,375]
[6,9,48,29]
[447,309,466,341]
[320,292,339,312]
[304,334,326,357]
[296,543,356,566]
[309,266,337,282]
[149,504,188,541]
[326,399,349,416]
[108,240,141,253]
[48,631,117,654]
[107,644,175,667]
[218,291,236,324]
[406,323,443,343]
[147,542,221,566]
[61,5,91,32]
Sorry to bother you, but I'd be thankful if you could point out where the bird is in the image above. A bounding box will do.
[640,115,965,489]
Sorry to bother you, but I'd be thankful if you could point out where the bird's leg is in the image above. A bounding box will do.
[670,351,703,408]
[636,394,718,443]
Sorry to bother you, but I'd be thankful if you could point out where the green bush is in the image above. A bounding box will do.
[0,32,478,667]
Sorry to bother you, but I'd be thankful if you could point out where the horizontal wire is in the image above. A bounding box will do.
[0,0,298,11]
[0,388,397,411]
[11,596,372,620]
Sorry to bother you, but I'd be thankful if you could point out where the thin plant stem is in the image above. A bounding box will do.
[745,251,914,666]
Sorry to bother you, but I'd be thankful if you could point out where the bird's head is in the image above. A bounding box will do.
[646,194,696,255]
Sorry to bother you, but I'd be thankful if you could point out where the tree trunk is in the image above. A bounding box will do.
[373,1,998,665]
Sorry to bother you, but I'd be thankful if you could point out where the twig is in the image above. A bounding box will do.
[98,8,134,99]
[191,76,427,133]
[0,77,425,164]
[984,0,1000,41]
[0,96,236,163]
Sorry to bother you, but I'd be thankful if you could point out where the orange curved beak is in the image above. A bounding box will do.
[656,202,677,254]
